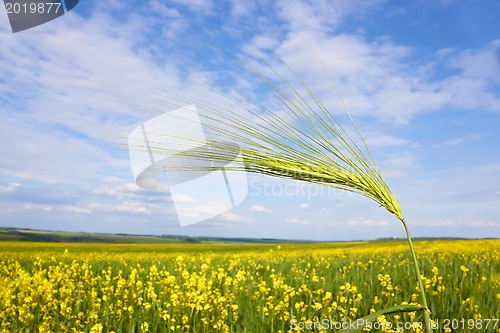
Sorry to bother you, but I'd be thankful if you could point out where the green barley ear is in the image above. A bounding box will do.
[138,41,433,332]
[147,55,403,221]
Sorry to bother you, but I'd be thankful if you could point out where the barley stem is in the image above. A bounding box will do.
[401,218,434,333]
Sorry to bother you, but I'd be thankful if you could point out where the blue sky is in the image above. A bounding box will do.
[0,0,499,241]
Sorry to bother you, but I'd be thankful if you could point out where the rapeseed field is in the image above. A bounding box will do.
[0,240,498,332]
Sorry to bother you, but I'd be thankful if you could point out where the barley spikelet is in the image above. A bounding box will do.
[140,45,403,221]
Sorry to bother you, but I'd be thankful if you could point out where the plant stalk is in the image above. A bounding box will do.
[400,218,434,333]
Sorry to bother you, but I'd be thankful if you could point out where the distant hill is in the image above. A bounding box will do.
[0,228,495,244]
[0,228,318,244]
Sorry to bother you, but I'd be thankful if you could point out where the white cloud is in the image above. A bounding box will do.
[241,31,500,125]
[276,0,382,32]
[0,7,195,186]
[0,183,22,192]
[465,221,500,228]
[348,218,388,226]
[427,220,455,227]
[172,205,251,225]
[450,41,500,82]
[432,134,481,148]
[93,177,170,203]
[171,194,194,203]
[62,205,95,215]
[23,204,53,212]
[300,203,310,209]
[432,138,464,147]
[174,203,241,222]
[0,115,112,183]
[63,202,158,215]
[136,177,169,191]
[109,202,153,214]
[249,204,267,212]
[229,0,256,19]
[171,0,213,12]
[149,0,182,18]
[220,212,246,222]
[436,48,454,59]
[193,205,227,215]
[284,217,311,225]
[366,135,409,147]
[380,155,416,178]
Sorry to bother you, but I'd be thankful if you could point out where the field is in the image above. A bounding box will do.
[0,240,499,332]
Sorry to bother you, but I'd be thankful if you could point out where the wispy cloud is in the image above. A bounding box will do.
[380,155,417,178]
[284,217,311,225]
[0,182,80,205]
[171,0,213,12]
[432,138,465,147]
[276,0,382,32]
[241,32,500,125]
[465,221,500,228]
[366,135,409,147]
[347,218,388,227]
[93,177,171,202]
[432,134,481,148]
[249,204,268,212]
